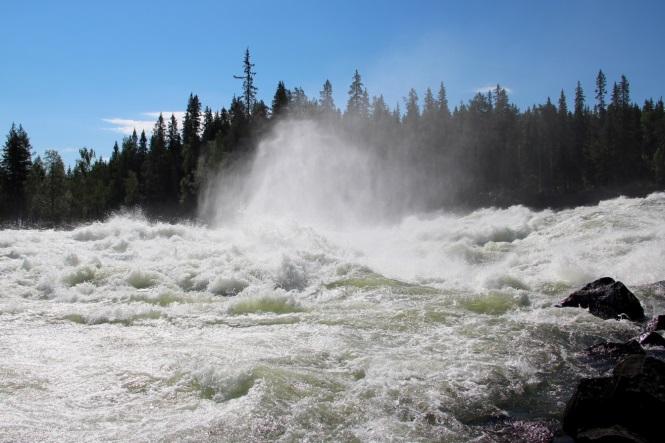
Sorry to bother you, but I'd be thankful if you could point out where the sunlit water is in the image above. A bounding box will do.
[1,193,665,441]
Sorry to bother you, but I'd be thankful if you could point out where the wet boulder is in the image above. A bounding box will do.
[645,315,665,332]
[563,355,665,442]
[557,277,644,321]
[638,331,665,348]
[586,339,645,359]
[486,420,555,443]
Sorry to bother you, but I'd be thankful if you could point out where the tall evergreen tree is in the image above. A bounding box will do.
[234,48,257,117]
[26,156,46,220]
[166,114,182,204]
[558,90,568,116]
[181,94,202,208]
[202,107,215,141]
[1,124,32,218]
[319,80,335,114]
[437,82,450,118]
[574,81,586,116]
[346,69,369,119]
[595,69,607,115]
[272,81,290,117]
[137,130,148,173]
[404,88,420,128]
[145,113,169,206]
[42,150,68,220]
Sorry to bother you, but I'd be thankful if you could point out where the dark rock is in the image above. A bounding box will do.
[576,426,650,442]
[638,331,665,348]
[645,315,665,332]
[563,355,665,442]
[586,339,645,358]
[557,277,644,321]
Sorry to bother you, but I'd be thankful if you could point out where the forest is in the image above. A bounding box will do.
[2,50,665,225]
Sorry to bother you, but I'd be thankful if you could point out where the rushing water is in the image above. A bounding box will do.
[1,193,665,442]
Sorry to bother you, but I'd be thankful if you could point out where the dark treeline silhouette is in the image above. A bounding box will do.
[1,50,665,225]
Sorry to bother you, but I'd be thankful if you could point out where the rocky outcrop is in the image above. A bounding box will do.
[557,277,644,321]
[639,331,665,348]
[486,419,555,443]
[563,355,665,442]
[586,339,645,359]
[645,315,665,332]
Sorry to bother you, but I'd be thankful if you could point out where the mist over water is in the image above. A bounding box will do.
[201,120,436,227]
[1,121,665,440]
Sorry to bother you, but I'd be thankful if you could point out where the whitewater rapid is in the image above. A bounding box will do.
[1,193,664,441]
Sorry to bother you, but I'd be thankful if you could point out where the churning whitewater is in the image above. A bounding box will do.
[1,192,665,441]
[1,122,665,441]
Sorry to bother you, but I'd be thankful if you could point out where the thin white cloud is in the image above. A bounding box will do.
[102,112,185,135]
[474,85,513,94]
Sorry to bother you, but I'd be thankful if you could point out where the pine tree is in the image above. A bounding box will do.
[166,114,182,204]
[145,113,168,206]
[437,82,450,118]
[202,107,215,141]
[619,75,630,108]
[1,124,33,218]
[558,90,568,116]
[43,150,68,220]
[319,80,336,115]
[180,94,202,208]
[138,130,148,174]
[107,141,123,207]
[423,88,436,117]
[346,69,369,119]
[26,156,46,220]
[404,88,420,128]
[574,81,586,116]
[572,81,588,185]
[595,69,607,115]
[271,81,290,117]
[234,48,257,117]
[290,87,309,116]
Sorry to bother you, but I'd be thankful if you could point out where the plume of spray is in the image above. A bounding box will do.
[199,119,434,228]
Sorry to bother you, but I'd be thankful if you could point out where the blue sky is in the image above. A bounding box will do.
[1,0,664,164]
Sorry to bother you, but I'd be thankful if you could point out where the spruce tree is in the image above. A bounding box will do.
[26,156,46,220]
[346,69,369,119]
[145,113,168,206]
[423,88,436,118]
[43,150,68,220]
[272,81,290,117]
[138,130,148,174]
[595,69,607,115]
[319,80,335,114]
[558,90,568,116]
[574,81,586,116]
[437,82,450,118]
[180,94,202,209]
[234,48,257,117]
[1,124,33,218]
[404,88,420,128]
[166,114,182,204]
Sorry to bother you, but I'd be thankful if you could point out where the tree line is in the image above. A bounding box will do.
[2,49,665,225]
